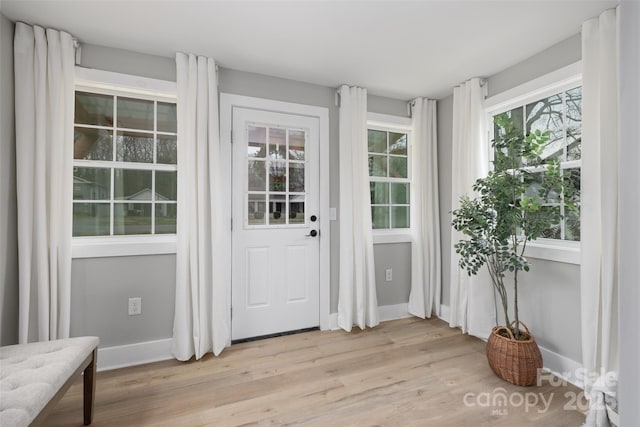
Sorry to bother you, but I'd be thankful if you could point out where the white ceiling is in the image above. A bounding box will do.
[1,0,617,100]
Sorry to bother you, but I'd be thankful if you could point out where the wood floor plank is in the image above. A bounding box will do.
[47,318,585,426]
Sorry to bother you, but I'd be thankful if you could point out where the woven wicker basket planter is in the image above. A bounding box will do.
[486,321,543,386]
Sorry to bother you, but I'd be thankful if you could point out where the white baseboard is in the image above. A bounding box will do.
[378,303,411,321]
[439,304,450,323]
[538,346,584,388]
[438,304,582,388]
[329,312,339,330]
[328,303,412,331]
[97,338,173,371]
[97,308,583,389]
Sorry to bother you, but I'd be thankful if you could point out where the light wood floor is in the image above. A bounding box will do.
[48,317,584,426]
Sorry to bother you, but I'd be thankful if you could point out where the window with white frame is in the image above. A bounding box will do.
[73,83,177,238]
[489,84,582,242]
[367,124,411,230]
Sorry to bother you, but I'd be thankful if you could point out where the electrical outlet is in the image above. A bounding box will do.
[385,268,393,282]
[128,297,142,315]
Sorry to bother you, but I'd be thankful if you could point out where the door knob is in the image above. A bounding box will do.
[306,230,318,237]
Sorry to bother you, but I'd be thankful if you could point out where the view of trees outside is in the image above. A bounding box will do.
[493,86,582,241]
[72,91,177,236]
[368,129,410,229]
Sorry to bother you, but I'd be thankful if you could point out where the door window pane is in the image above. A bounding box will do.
[289,163,305,192]
[248,160,266,191]
[269,194,286,224]
[269,163,287,192]
[289,129,305,160]
[245,125,309,227]
[289,196,305,224]
[269,128,286,156]
[248,194,266,225]
[248,126,266,158]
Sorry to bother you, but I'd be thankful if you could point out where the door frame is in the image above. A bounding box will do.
[220,93,331,333]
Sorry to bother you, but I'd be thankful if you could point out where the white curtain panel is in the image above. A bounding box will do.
[408,98,441,319]
[449,78,495,337]
[337,85,379,332]
[172,53,230,360]
[580,8,620,427]
[14,23,74,343]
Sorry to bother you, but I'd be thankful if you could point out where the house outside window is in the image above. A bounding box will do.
[71,68,178,258]
[367,114,412,233]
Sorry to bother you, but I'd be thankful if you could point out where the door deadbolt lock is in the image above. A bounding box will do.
[310,215,317,222]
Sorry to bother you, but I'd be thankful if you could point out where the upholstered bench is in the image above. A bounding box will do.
[0,336,99,426]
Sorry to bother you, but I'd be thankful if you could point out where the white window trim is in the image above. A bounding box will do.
[367,112,413,244]
[485,61,582,264]
[525,239,580,265]
[485,61,581,114]
[72,67,177,259]
[72,235,176,259]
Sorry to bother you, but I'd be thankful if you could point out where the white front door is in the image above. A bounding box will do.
[231,107,320,340]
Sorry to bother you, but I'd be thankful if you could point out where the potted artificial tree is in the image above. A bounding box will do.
[452,113,576,386]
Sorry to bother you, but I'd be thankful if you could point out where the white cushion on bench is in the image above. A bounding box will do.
[0,336,99,427]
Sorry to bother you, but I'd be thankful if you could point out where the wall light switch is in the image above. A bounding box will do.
[128,297,142,316]
[385,268,393,282]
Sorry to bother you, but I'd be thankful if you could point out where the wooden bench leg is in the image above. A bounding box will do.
[83,348,97,425]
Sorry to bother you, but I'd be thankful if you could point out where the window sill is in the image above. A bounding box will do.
[373,232,413,245]
[72,235,177,259]
[524,239,580,265]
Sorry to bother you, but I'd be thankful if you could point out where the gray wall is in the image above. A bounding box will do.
[436,95,453,307]
[71,255,175,347]
[69,44,412,347]
[80,43,176,82]
[0,14,18,346]
[437,33,583,362]
[619,1,640,425]
[374,243,411,306]
[486,34,581,98]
